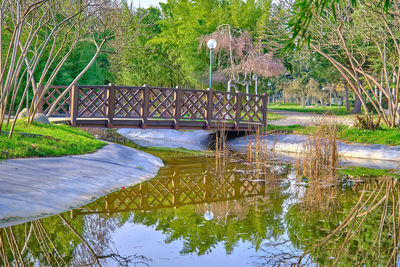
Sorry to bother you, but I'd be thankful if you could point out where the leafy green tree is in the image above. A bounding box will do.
[54,42,112,85]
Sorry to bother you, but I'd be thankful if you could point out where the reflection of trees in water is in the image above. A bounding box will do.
[5,157,399,266]
[123,159,291,256]
[0,158,291,265]
[0,214,150,266]
[131,194,288,255]
[68,159,291,256]
[255,239,303,266]
[286,177,400,266]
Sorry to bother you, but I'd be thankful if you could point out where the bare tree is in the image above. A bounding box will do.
[309,0,400,127]
[0,0,124,137]
[39,0,128,119]
[200,25,285,94]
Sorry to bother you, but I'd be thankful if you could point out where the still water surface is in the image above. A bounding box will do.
[0,154,398,266]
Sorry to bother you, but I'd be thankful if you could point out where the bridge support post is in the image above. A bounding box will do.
[107,83,116,128]
[142,84,150,129]
[234,90,242,131]
[140,182,148,211]
[233,174,241,199]
[204,172,212,203]
[174,86,182,130]
[70,83,79,126]
[206,88,213,130]
[172,175,180,208]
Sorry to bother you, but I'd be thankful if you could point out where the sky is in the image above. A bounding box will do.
[126,0,166,8]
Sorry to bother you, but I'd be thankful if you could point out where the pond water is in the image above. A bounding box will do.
[1,152,399,266]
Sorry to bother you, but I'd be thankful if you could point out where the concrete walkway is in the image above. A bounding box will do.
[268,109,354,126]
[118,128,212,151]
[0,143,163,227]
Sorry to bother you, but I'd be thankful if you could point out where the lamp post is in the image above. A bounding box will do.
[267,82,272,104]
[204,203,214,221]
[207,39,217,89]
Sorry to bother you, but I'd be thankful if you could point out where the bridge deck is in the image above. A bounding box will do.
[41,84,268,131]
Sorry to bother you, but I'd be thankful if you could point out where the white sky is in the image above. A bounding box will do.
[126,0,166,8]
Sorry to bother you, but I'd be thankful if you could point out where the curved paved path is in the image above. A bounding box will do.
[118,128,211,151]
[268,109,354,126]
[0,143,163,227]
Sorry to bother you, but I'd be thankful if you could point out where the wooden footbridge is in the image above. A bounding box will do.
[41,84,267,131]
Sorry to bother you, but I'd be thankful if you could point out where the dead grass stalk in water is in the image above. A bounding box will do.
[298,116,340,213]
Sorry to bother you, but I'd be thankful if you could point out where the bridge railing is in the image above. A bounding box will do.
[41,84,268,130]
[71,163,267,216]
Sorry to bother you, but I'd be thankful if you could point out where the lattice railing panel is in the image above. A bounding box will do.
[78,87,107,118]
[107,188,142,211]
[240,179,264,197]
[179,173,206,204]
[240,95,263,122]
[145,177,175,208]
[82,198,107,212]
[181,91,207,120]
[115,87,143,118]
[211,171,237,200]
[148,88,175,119]
[212,92,236,121]
[42,86,70,116]
[73,165,269,215]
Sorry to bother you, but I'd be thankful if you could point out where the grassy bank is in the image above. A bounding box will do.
[267,124,400,146]
[269,103,350,115]
[0,122,105,160]
[267,113,285,120]
[339,166,400,178]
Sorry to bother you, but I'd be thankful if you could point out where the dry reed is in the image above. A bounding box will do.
[296,116,340,214]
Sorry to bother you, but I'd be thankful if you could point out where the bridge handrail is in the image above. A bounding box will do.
[40,84,268,130]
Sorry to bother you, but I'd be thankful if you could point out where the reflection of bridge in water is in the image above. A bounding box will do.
[72,162,269,217]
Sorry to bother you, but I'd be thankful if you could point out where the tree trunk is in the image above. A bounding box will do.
[45,39,107,117]
[344,85,350,111]
[300,96,306,107]
[353,92,362,114]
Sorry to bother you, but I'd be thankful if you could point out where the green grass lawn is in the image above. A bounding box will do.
[339,166,400,178]
[0,122,106,160]
[267,113,285,120]
[266,124,400,146]
[336,126,400,146]
[269,103,351,115]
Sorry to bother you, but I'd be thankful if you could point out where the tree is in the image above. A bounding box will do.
[0,0,122,137]
[307,78,326,105]
[258,1,342,106]
[147,0,275,89]
[109,6,184,87]
[307,0,400,126]
[45,0,128,118]
[200,25,285,94]
[287,0,391,50]
[284,78,310,105]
